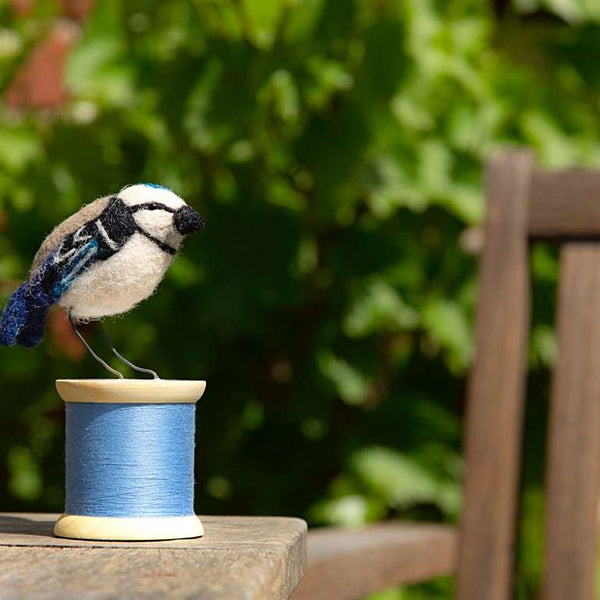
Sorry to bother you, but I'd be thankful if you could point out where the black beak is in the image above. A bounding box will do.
[174,206,205,236]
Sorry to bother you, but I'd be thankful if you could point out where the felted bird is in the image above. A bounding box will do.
[0,183,204,353]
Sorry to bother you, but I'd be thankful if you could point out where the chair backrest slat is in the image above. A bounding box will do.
[529,169,600,238]
[543,243,600,600]
[456,151,534,600]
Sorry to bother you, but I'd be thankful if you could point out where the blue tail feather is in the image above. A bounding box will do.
[0,283,32,346]
[15,301,51,348]
[0,280,54,348]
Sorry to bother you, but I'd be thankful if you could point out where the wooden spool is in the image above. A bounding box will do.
[53,379,206,542]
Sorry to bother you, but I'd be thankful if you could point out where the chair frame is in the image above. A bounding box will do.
[294,150,600,600]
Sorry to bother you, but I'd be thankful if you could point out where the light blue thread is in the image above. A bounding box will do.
[65,402,196,517]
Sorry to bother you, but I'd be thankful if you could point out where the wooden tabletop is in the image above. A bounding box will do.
[0,513,307,600]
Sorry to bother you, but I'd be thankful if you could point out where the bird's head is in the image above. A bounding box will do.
[118,184,204,248]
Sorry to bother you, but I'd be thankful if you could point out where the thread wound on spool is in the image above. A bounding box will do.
[65,402,195,517]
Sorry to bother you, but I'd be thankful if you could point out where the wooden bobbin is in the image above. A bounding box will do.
[53,379,206,542]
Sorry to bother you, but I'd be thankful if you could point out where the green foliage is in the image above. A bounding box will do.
[1,1,600,598]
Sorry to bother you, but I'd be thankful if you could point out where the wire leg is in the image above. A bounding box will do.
[68,311,124,379]
[97,322,160,380]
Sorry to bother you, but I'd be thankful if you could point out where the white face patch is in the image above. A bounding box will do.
[119,184,186,210]
[133,209,183,246]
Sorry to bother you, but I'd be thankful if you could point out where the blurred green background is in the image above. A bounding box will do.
[1,0,600,598]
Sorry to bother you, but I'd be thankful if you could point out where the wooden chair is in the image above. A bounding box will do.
[295,150,600,600]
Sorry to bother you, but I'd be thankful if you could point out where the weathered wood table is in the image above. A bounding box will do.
[0,513,307,599]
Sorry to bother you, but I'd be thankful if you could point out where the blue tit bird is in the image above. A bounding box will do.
[0,183,204,375]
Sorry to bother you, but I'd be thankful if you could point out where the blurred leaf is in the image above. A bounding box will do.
[344,279,419,337]
[422,299,472,374]
[259,70,300,125]
[0,127,40,173]
[318,350,372,405]
[241,0,286,48]
[530,324,557,368]
[311,491,389,527]
[352,446,460,516]
[8,446,42,501]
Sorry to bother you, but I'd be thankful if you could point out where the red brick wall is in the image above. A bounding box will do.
[5,0,95,109]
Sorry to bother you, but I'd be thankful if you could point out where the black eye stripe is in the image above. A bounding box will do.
[130,202,177,214]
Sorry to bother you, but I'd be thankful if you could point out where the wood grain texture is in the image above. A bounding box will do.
[456,151,534,600]
[542,244,600,600]
[0,513,306,600]
[292,523,457,600]
[528,169,600,238]
[55,379,206,404]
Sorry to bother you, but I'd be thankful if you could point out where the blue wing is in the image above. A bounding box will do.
[48,238,100,299]
[0,237,100,348]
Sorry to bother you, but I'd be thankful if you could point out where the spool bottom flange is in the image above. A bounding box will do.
[53,514,204,541]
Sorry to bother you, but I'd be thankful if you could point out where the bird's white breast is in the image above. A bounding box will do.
[59,234,175,320]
